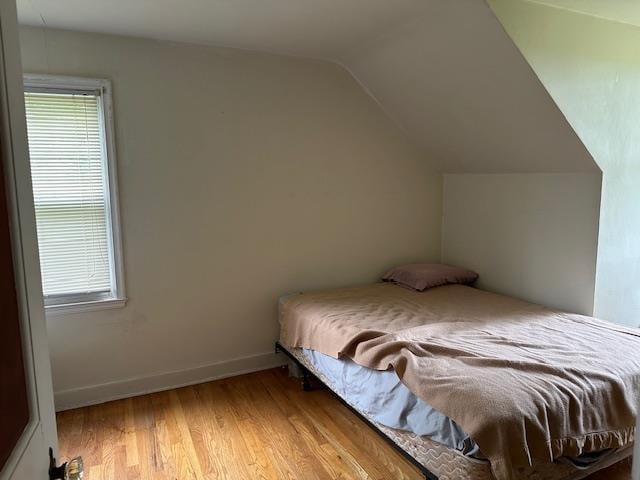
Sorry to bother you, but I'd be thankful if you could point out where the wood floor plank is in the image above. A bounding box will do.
[223,381,281,479]
[56,367,631,480]
[199,381,255,479]
[113,445,128,480]
[124,398,140,469]
[240,375,332,480]
[167,389,206,479]
[288,413,369,480]
[131,394,159,479]
[257,373,373,479]
[80,405,102,469]
[177,385,233,479]
[260,370,407,480]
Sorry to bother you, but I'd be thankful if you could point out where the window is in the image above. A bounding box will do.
[23,75,125,313]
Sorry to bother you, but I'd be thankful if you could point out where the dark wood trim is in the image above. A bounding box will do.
[0,136,29,471]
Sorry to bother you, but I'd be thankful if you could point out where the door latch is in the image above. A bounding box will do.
[48,447,84,480]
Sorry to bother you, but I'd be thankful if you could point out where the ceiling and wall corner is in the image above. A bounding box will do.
[16,0,431,61]
[340,0,599,173]
[17,0,599,174]
[529,0,640,28]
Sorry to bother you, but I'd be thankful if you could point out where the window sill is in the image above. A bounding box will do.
[45,297,127,317]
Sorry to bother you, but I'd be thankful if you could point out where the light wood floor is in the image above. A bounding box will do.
[57,367,631,480]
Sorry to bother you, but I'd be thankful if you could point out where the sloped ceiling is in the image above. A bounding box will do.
[17,0,599,173]
[17,0,430,60]
[342,0,597,172]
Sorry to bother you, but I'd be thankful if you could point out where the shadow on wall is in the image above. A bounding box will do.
[442,173,601,316]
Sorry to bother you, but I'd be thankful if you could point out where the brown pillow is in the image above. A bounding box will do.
[382,263,478,291]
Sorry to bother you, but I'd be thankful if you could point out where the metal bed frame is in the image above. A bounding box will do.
[275,341,438,480]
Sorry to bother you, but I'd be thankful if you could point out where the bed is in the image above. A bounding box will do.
[277,282,640,480]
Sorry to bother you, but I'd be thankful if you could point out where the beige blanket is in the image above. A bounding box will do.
[279,283,640,480]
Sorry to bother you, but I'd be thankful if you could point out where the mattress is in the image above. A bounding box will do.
[282,344,633,480]
[301,348,481,457]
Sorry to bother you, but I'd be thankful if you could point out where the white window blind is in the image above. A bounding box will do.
[24,88,116,303]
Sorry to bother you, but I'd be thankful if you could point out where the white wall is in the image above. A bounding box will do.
[19,26,443,409]
[442,173,601,315]
[490,0,640,327]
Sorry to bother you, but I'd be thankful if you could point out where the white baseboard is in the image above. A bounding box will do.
[54,351,286,412]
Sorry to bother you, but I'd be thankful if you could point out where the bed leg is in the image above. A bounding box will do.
[301,370,313,391]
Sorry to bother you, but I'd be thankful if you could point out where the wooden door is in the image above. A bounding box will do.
[0,0,58,478]
[0,134,30,472]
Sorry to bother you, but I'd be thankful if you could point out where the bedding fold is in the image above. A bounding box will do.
[279,283,640,480]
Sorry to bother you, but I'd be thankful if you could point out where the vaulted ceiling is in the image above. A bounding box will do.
[342,0,596,173]
[16,0,600,173]
[17,0,429,60]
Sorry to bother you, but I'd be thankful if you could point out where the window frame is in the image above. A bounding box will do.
[23,74,126,315]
